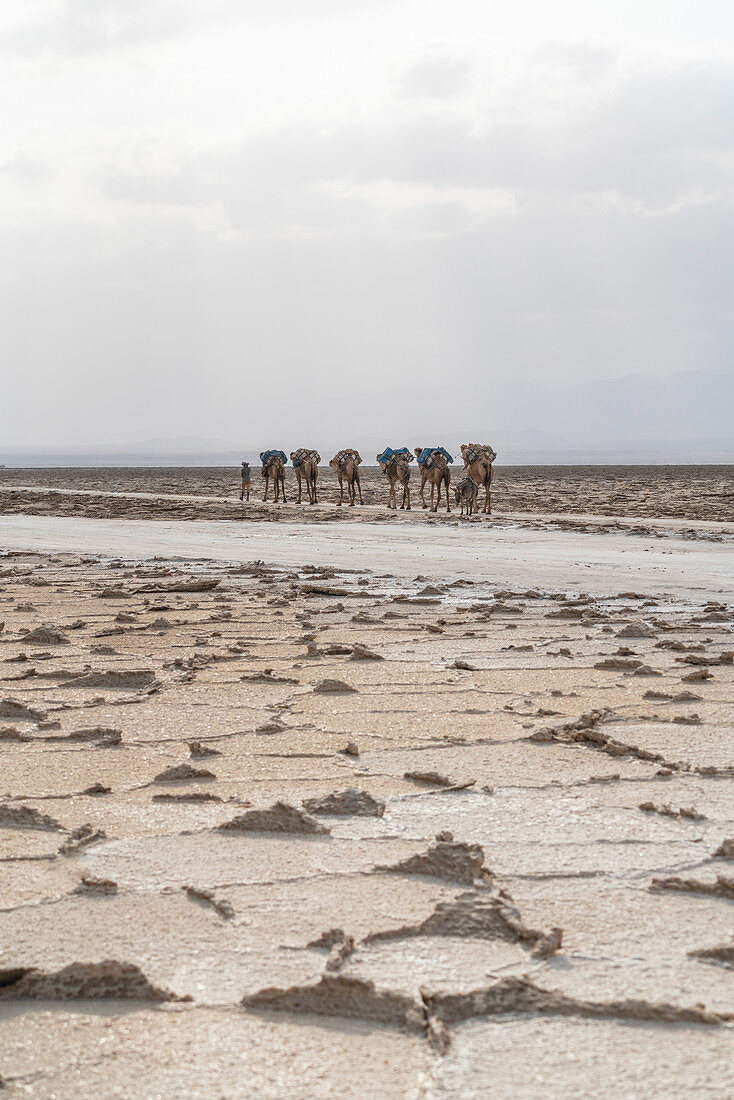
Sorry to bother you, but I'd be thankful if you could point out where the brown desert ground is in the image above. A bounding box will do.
[0,467,733,1097]
[1,463,734,524]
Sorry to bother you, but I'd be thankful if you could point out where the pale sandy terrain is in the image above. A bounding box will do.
[0,520,733,1098]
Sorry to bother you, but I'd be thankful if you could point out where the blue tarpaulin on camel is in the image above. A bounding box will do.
[260,450,288,466]
[417,447,453,466]
[377,446,413,466]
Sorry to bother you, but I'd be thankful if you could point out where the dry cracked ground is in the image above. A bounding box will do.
[0,549,733,1097]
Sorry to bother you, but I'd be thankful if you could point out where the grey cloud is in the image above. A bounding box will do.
[0,0,197,57]
[3,185,732,448]
[93,56,734,240]
[0,152,55,182]
[5,28,733,452]
[396,51,473,98]
[0,0,404,57]
[531,38,619,81]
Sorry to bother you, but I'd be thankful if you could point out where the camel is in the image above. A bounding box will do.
[454,476,479,517]
[290,449,320,505]
[329,449,363,506]
[414,448,451,512]
[376,447,412,510]
[460,443,497,514]
[260,450,287,503]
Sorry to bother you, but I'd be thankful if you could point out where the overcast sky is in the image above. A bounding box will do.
[2,0,733,448]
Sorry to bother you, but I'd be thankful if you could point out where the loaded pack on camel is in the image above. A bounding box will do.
[260,450,288,503]
[460,442,497,514]
[416,446,453,469]
[377,446,413,510]
[290,448,321,505]
[329,449,363,507]
[414,447,453,512]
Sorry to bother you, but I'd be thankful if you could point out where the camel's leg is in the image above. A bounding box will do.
[420,473,428,509]
[445,473,451,512]
[405,481,411,510]
[295,472,302,504]
[349,475,355,506]
[430,479,437,512]
[262,474,269,502]
[281,474,287,503]
[486,464,493,514]
[356,471,363,505]
[337,475,343,506]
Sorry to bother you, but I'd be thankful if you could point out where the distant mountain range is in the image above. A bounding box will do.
[2,371,732,466]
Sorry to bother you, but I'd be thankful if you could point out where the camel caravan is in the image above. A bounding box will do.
[253,443,497,516]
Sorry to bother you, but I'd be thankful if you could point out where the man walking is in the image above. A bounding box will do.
[240,460,251,501]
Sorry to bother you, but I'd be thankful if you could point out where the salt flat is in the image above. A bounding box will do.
[1,513,732,600]
[0,522,732,1098]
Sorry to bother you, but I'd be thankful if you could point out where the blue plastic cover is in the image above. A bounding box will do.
[417,447,453,466]
[377,446,413,465]
[260,449,288,466]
